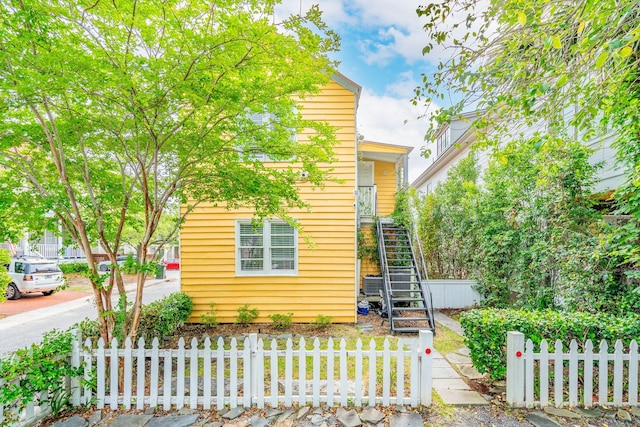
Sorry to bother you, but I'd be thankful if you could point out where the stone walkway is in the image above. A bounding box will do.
[430,311,488,406]
[52,406,426,427]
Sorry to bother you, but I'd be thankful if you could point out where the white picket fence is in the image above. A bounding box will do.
[87,332,433,410]
[506,331,640,408]
[1,331,434,426]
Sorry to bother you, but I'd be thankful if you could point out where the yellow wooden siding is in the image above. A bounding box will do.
[373,160,398,216]
[181,80,358,324]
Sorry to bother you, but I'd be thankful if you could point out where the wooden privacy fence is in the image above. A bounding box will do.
[506,331,640,408]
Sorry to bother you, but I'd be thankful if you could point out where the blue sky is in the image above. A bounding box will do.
[277,0,446,181]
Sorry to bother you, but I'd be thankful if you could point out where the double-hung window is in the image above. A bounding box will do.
[236,220,297,275]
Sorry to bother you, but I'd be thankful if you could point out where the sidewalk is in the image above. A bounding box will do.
[0,275,172,332]
[430,310,489,406]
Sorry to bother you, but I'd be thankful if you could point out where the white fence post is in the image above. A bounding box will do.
[506,331,525,407]
[418,330,433,406]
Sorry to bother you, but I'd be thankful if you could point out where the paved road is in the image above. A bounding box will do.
[0,271,180,357]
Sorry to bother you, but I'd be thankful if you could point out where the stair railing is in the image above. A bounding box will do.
[407,198,435,332]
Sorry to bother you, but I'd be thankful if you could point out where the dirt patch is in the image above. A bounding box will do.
[167,309,395,347]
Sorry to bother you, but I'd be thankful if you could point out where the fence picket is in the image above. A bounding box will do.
[327,337,335,407]
[599,341,608,405]
[95,338,105,408]
[584,340,594,408]
[539,340,549,407]
[312,338,321,408]
[83,338,93,405]
[284,338,293,407]
[110,338,119,410]
[269,339,278,408]
[525,339,534,406]
[216,337,225,410]
[553,340,563,408]
[396,340,405,405]
[382,339,390,406]
[71,330,81,406]
[613,340,623,406]
[368,339,377,407]
[150,338,159,408]
[203,338,212,410]
[630,341,638,406]
[255,338,265,408]
[299,337,307,407]
[163,348,172,410]
[123,337,133,409]
[176,338,185,408]
[410,339,419,408]
[137,338,146,410]
[355,339,363,407]
[243,337,252,408]
[230,339,238,408]
[569,340,578,407]
[340,339,348,407]
[190,338,199,409]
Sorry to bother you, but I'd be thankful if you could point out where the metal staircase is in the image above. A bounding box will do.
[377,218,435,334]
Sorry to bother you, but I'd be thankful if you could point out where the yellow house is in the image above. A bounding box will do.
[180,74,412,324]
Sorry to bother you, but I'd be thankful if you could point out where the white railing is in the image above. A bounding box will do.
[358,185,377,217]
[506,331,640,408]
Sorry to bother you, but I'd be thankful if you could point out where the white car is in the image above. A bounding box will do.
[5,257,64,300]
[97,255,137,272]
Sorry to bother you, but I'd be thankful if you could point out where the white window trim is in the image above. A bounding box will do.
[235,219,298,276]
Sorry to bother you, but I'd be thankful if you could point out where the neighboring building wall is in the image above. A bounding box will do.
[181,79,358,324]
[413,112,625,196]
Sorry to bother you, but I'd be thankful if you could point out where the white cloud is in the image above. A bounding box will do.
[357,80,438,183]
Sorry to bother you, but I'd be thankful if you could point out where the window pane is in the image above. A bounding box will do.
[240,224,263,247]
[271,223,294,247]
[271,248,294,270]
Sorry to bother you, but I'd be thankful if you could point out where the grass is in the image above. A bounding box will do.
[433,322,465,356]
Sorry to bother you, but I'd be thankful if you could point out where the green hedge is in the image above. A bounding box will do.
[137,292,193,342]
[58,262,89,274]
[76,292,193,344]
[460,309,640,381]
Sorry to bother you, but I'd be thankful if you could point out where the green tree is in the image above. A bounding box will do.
[0,0,339,342]
[415,0,640,298]
[0,248,10,303]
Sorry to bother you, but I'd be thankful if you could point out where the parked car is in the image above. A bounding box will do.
[5,257,64,300]
[97,255,137,272]
[163,258,180,270]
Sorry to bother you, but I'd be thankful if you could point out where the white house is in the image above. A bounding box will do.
[411,110,625,195]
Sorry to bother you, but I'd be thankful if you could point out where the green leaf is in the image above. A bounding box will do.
[595,50,609,68]
[517,11,527,26]
[556,75,569,88]
[551,36,562,49]
[619,46,633,58]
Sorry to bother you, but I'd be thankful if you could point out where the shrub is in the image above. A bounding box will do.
[0,249,10,304]
[137,292,193,342]
[0,329,82,422]
[461,308,640,380]
[268,313,293,329]
[201,302,219,327]
[315,314,333,327]
[235,304,259,327]
[58,262,89,274]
